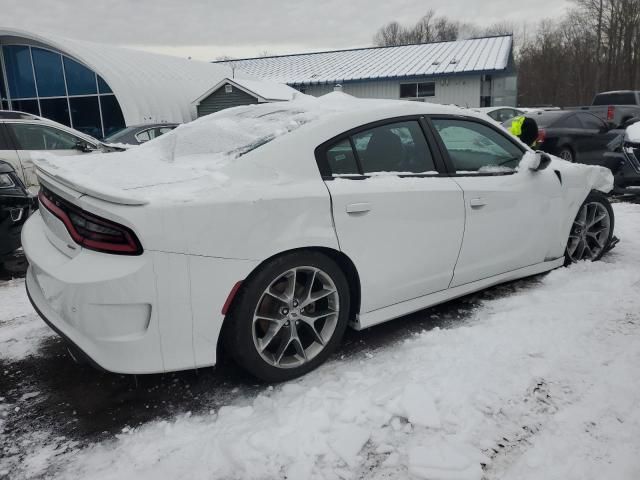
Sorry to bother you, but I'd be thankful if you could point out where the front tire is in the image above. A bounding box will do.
[224,251,350,382]
[565,191,614,264]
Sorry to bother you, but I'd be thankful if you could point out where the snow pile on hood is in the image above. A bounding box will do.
[32,93,383,203]
[625,121,640,143]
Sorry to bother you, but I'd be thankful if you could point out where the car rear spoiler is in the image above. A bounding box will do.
[36,166,148,206]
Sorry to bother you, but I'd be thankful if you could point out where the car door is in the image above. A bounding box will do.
[0,124,23,184]
[428,116,565,287]
[319,117,466,314]
[5,122,91,188]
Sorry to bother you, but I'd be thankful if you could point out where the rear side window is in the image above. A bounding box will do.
[432,118,523,173]
[576,113,605,130]
[324,120,436,176]
[556,115,582,129]
[326,139,359,175]
[8,123,84,150]
[593,92,637,106]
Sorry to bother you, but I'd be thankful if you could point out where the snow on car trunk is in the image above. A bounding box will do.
[11,203,639,480]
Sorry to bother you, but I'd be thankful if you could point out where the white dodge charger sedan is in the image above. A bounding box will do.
[22,93,615,381]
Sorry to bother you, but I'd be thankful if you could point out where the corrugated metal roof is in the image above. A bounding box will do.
[0,28,241,125]
[218,36,513,86]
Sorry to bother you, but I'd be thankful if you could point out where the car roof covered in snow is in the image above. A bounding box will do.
[34,93,486,205]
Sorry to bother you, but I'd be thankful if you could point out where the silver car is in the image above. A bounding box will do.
[0,111,118,189]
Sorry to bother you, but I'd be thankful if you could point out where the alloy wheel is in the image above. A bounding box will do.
[566,202,611,261]
[252,266,340,369]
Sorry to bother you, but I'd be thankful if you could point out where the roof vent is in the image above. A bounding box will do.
[432,61,441,66]
[450,59,459,65]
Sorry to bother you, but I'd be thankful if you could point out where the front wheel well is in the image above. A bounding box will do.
[216,247,362,358]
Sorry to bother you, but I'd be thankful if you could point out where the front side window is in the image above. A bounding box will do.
[9,123,84,150]
[432,118,523,173]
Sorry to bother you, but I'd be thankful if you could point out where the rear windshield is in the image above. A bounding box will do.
[593,92,638,106]
[144,104,315,161]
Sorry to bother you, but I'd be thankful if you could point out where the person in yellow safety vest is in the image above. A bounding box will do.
[509,115,541,149]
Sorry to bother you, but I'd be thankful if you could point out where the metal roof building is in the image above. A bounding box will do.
[0,28,240,138]
[219,36,517,108]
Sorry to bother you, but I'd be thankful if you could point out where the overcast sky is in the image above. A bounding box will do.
[1,0,571,60]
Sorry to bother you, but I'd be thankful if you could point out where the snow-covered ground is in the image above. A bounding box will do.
[1,203,639,480]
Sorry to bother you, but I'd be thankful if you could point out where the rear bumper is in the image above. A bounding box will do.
[23,213,164,374]
[22,211,260,374]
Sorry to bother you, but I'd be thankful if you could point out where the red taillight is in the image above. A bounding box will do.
[38,188,143,255]
[607,105,615,121]
[537,128,546,144]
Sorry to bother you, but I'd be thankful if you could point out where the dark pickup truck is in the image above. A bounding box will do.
[568,91,640,128]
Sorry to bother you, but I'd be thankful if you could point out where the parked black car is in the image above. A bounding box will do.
[504,110,622,164]
[0,160,35,258]
[606,130,640,194]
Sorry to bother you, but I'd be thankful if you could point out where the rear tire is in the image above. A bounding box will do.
[224,251,351,382]
[559,146,575,163]
[565,191,614,264]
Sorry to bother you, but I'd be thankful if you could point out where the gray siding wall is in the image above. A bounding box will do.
[197,85,258,117]
[301,75,484,108]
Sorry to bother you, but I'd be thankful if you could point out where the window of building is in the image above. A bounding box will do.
[3,45,36,99]
[69,96,102,138]
[32,48,66,97]
[63,57,97,96]
[432,118,523,172]
[10,99,39,116]
[100,94,126,137]
[97,75,112,94]
[40,98,71,126]
[0,45,126,139]
[400,82,436,99]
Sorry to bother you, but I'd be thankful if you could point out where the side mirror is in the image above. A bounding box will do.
[74,141,98,153]
[529,151,552,171]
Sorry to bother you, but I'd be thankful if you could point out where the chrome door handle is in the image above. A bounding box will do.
[346,202,371,214]
[469,198,487,208]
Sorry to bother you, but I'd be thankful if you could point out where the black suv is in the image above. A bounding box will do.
[0,159,35,259]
